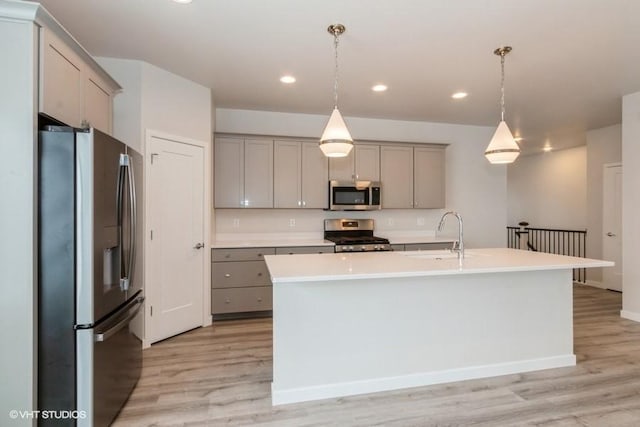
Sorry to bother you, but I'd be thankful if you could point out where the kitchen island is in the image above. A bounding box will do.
[264,248,613,405]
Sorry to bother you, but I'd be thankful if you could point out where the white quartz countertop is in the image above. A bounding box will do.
[212,233,455,248]
[264,248,614,283]
[212,238,335,249]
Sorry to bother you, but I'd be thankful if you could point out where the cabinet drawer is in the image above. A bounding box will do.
[212,287,272,314]
[212,247,275,262]
[275,246,335,255]
[212,261,271,288]
[404,242,454,251]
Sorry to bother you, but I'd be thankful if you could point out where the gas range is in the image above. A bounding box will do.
[324,219,391,253]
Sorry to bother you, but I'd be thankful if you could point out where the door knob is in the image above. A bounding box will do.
[606,232,616,237]
[194,242,205,249]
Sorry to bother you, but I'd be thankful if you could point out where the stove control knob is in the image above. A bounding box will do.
[342,246,348,251]
[375,245,380,250]
[361,246,366,251]
[348,246,354,251]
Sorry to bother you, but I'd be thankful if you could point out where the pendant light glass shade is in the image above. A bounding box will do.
[484,120,520,164]
[320,24,354,158]
[320,107,353,157]
[485,46,520,164]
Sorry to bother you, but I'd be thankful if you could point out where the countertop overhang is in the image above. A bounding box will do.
[265,248,613,283]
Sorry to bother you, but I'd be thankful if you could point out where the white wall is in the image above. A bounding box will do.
[586,124,622,285]
[622,91,640,321]
[507,147,587,230]
[215,109,507,248]
[0,17,37,423]
[97,57,214,338]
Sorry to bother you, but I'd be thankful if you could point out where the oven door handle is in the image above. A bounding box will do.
[94,296,144,342]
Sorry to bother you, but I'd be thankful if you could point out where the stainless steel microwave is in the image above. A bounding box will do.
[328,181,382,211]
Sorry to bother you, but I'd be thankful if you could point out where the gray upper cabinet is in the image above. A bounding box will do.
[301,142,329,208]
[354,145,380,181]
[414,147,445,208]
[215,138,244,208]
[329,144,380,182]
[215,137,274,208]
[244,139,274,208]
[274,140,301,208]
[380,145,414,208]
[274,140,328,208]
[329,152,354,181]
[40,26,118,134]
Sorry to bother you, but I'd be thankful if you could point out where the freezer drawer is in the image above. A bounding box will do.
[212,287,272,313]
[77,294,144,427]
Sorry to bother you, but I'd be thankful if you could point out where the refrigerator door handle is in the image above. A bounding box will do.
[94,296,144,342]
[118,154,136,292]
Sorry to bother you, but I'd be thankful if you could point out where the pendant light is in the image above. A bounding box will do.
[485,46,520,164]
[320,24,354,158]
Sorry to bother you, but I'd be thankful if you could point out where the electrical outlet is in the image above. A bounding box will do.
[232,218,240,228]
[417,217,425,226]
[289,218,296,227]
[388,218,395,226]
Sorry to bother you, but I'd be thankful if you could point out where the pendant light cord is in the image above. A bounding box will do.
[500,52,506,122]
[333,31,340,110]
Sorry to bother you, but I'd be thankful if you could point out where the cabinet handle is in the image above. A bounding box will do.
[257,272,263,277]
[224,273,231,278]
[288,252,294,255]
[225,254,231,258]
[257,297,262,302]
[225,298,230,304]
[257,253,263,257]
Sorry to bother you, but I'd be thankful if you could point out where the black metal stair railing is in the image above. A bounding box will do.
[507,225,587,283]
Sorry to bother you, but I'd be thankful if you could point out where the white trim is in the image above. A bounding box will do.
[584,280,606,289]
[603,162,622,169]
[620,310,640,323]
[271,354,576,406]
[144,129,212,345]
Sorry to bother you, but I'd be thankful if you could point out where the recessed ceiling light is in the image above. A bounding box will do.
[451,92,468,99]
[372,84,388,92]
[172,0,192,3]
[543,146,552,152]
[280,75,296,84]
[514,137,524,142]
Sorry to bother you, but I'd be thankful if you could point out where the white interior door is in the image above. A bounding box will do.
[603,163,622,292]
[148,135,205,343]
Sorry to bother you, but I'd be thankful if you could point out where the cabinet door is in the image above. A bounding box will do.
[301,142,329,208]
[380,145,414,208]
[84,75,112,134]
[355,145,380,181]
[274,140,302,208]
[244,139,273,208]
[214,138,244,208]
[41,30,83,127]
[329,151,355,181]
[414,147,445,208]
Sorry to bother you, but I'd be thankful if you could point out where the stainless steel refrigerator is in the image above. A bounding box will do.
[38,122,144,426]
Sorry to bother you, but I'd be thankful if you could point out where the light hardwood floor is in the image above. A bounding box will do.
[114,285,640,426]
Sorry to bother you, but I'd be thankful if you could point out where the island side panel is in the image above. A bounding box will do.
[272,269,575,405]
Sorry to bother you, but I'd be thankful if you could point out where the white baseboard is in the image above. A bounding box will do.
[271,354,576,406]
[584,280,606,289]
[621,310,640,323]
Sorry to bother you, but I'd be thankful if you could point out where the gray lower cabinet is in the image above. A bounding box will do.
[212,247,275,316]
[390,244,406,251]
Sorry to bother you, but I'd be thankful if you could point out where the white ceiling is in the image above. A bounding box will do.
[38,0,640,153]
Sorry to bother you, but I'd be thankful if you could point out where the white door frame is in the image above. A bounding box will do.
[143,129,212,348]
[602,162,622,292]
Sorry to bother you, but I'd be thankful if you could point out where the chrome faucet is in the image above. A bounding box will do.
[437,211,464,259]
